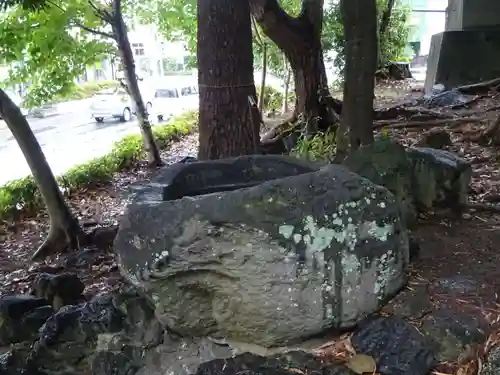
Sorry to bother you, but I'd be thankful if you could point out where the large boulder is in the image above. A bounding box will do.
[343,138,472,226]
[115,158,409,348]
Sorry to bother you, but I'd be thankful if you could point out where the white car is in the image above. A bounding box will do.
[90,84,155,123]
[153,82,198,122]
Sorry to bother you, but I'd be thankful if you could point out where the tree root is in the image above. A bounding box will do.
[32,220,85,261]
[468,116,500,145]
[465,202,500,214]
[260,114,297,143]
[457,77,500,95]
[373,116,485,130]
[374,106,452,121]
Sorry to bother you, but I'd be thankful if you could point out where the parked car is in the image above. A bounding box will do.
[89,83,155,123]
[0,89,29,119]
[152,82,198,122]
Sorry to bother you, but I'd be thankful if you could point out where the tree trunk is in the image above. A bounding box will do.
[0,89,83,261]
[259,43,268,112]
[340,0,377,150]
[283,61,291,113]
[378,0,396,67]
[379,0,396,37]
[112,1,162,166]
[197,0,260,160]
[249,0,336,134]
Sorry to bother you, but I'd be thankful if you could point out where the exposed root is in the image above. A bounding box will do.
[469,116,500,145]
[457,77,500,95]
[373,116,485,131]
[260,114,297,143]
[374,106,452,121]
[465,202,500,214]
[31,220,85,261]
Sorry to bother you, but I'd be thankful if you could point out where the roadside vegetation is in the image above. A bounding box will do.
[0,111,198,220]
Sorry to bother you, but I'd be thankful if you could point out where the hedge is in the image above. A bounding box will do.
[53,80,120,102]
[0,110,198,220]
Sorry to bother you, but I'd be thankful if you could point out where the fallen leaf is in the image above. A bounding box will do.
[345,354,377,374]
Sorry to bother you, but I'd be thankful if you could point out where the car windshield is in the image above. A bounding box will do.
[155,88,178,98]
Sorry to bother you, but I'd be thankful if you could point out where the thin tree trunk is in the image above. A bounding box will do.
[259,43,268,112]
[112,0,162,166]
[0,89,83,261]
[249,0,337,134]
[197,0,260,160]
[378,0,396,67]
[340,0,377,150]
[283,63,291,114]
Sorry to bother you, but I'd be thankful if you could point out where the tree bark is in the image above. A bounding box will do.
[249,0,336,134]
[197,0,260,160]
[379,0,395,37]
[0,89,83,261]
[259,43,268,112]
[340,0,378,150]
[282,59,291,114]
[378,0,396,67]
[112,0,162,166]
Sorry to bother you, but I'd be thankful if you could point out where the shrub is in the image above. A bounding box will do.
[0,111,199,220]
[255,85,296,112]
[53,80,119,102]
[290,118,337,162]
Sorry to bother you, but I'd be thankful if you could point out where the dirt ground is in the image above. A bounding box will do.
[2,81,500,374]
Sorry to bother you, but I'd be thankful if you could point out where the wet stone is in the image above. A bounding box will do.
[434,276,480,295]
[116,162,409,347]
[351,315,437,375]
[480,346,500,375]
[30,273,85,310]
[419,90,474,108]
[91,348,143,375]
[419,308,490,362]
[148,154,318,201]
[0,295,53,345]
[381,283,432,320]
[418,128,452,149]
[26,289,163,375]
[193,351,356,375]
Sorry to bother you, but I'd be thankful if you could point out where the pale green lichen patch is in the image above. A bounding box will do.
[374,250,396,297]
[278,225,295,239]
[277,201,395,269]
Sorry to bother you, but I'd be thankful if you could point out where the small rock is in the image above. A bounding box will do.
[88,225,119,251]
[0,295,53,345]
[480,345,500,375]
[434,276,479,295]
[194,351,355,375]
[31,273,85,310]
[62,248,112,268]
[418,129,452,149]
[420,308,490,362]
[28,289,163,374]
[351,316,437,375]
[91,348,142,375]
[382,283,432,320]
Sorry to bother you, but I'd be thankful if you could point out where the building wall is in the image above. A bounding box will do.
[402,0,447,55]
[81,22,192,83]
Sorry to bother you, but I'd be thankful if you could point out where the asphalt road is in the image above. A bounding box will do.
[0,102,190,185]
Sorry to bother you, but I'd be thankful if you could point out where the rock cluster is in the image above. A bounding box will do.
[1,148,496,375]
